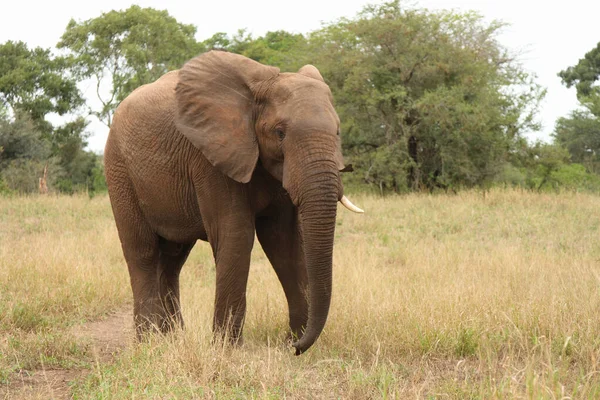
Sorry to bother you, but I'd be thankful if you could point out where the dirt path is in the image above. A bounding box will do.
[70,308,133,364]
[1,308,133,400]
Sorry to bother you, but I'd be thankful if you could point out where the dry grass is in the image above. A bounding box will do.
[2,190,600,398]
[0,196,130,380]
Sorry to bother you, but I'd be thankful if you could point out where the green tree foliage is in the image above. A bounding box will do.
[554,42,600,179]
[58,6,202,127]
[549,163,600,192]
[490,140,600,193]
[308,1,544,192]
[0,41,83,134]
[201,29,309,71]
[51,118,101,194]
[8,3,599,194]
[0,111,51,193]
[554,110,600,174]
[558,42,600,107]
[0,41,101,194]
[0,109,104,194]
[0,111,49,163]
[528,143,570,191]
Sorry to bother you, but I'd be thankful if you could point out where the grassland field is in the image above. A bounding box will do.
[1,189,600,398]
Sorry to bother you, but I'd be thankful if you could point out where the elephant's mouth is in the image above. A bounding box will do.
[337,164,363,213]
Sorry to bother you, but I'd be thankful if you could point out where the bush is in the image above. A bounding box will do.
[1,159,48,194]
[0,177,12,195]
[550,163,600,192]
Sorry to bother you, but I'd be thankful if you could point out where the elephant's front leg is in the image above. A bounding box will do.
[256,199,308,340]
[210,219,255,344]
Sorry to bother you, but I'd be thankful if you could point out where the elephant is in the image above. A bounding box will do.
[104,50,363,355]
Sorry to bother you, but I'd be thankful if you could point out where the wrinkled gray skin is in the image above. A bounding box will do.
[104,50,353,355]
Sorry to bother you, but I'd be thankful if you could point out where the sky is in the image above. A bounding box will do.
[1,0,598,152]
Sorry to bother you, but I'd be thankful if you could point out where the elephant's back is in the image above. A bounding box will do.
[109,71,179,151]
[106,70,192,173]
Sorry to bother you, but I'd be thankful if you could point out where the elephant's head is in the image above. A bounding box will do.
[175,50,363,354]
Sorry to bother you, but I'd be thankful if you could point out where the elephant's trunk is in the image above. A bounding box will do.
[285,156,339,355]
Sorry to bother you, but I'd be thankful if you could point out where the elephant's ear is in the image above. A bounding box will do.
[298,65,325,82]
[176,51,279,183]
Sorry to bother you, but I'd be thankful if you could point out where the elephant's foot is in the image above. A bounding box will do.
[133,298,183,340]
[212,316,245,346]
[211,326,244,350]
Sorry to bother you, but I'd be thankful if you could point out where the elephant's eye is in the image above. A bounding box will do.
[274,128,286,140]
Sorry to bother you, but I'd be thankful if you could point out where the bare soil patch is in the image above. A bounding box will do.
[70,308,133,364]
[1,308,133,400]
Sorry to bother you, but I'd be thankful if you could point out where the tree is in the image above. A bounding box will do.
[0,111,52,193]
[529,143,570,191]
[51,117,99,193]
[58,6,202,126]
[0,41,84,134]
[558,42,600,106]
[0,42,102,194]
[201,30,308,71]
[308,1,544,192]
[0,40,91,194]
[554,42,600,177]
[554,110,600,174]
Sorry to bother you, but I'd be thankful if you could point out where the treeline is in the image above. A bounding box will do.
[0,42,105,194]
[1,1,599,194]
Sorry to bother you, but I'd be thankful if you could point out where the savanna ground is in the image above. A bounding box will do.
[1,190,600,399]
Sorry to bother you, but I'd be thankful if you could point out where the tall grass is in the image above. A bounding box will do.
[2,190,600,398]
[0,195,130,380]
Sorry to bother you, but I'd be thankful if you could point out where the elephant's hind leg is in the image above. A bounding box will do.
[107,172,185,338]
[122,231,192,337]
[157,238,195,331]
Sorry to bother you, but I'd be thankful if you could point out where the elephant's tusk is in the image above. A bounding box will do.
[340,195,364,213]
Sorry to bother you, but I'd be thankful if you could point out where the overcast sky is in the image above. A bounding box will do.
[1,0,598,152]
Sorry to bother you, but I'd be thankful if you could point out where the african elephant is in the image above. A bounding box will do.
[104,50,363,355]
